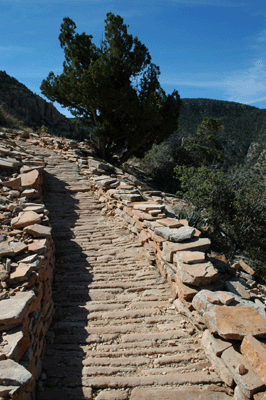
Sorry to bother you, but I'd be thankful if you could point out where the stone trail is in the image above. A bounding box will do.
[35,152,231,399]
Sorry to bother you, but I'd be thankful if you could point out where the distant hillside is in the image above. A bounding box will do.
[171,98,266,170]
[0,71,84,138]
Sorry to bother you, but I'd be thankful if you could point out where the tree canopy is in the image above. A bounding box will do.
[40,13,181,162]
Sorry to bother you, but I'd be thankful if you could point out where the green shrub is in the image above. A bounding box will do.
[174,164,266,276]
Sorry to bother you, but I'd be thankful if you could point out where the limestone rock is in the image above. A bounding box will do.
[204,305,266,340]
[155,226,195,242]
[240,335,266,383]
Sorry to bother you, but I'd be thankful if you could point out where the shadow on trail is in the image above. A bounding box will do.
[36,170,93,400]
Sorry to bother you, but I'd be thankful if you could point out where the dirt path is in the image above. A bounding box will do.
[35,152,231,400]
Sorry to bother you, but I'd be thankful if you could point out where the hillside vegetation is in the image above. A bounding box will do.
[0,71,83,137]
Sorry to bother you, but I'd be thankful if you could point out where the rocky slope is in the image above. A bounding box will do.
[0,71,84,138]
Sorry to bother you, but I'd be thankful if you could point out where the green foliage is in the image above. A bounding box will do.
[174,164,266,274]
[36,125,48,134]
[0,106,22,128]
[173,117,223,168]
[40,13,181,162]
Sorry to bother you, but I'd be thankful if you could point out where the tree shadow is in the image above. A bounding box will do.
[36,170,93,400]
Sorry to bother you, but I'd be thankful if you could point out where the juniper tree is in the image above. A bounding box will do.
[41,13,181,162]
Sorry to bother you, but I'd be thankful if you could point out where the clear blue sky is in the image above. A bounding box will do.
[1,0,266,117]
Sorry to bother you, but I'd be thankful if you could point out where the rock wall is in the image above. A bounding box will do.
[0,128,55,399]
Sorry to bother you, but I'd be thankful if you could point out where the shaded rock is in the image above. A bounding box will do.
[225,278,251,300]
[0,326,30,361]
[0,291,36,331]
[0,358,33,387]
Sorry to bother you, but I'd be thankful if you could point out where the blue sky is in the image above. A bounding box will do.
[1,0,266,117]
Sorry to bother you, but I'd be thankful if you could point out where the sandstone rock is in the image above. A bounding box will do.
[174,274,198,301]
[254,392,266,400]
[221,346,266,398]
[158,218,184,228]
[23,224,52,238]
[225,278,251,300]
[178,251,206,264]
[0,240,28,257]
[238,259,256,277]
[162,238,211,263]
[7,263,33,285]
[0,177,21,190]
[176,261,218,286]
[154,226,195,242]
[0,291,36,331]
[204,305,266,340]
[240,335,266,383]
[19,169,40,189]
[201,330,234,387]
[11,211,41,229]
[234,386,251,400]
[28,238,47,254]
[201,329,233,357]
[129,387,232,400]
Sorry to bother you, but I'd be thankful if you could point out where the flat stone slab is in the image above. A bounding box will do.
[11,211,41,229]
[19,169,40,189]
[130,387,232,400]
[178,251,206,264]
[204,305,266,340]
[23,224,52,238]
[177,261,218,286]
[162,238,211,263]
[0,240,28,257]
[157,218,184,228]
[0,291,36,331]
[0,177,21,190]
[241,335,266,383]
[155,226,195,242]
